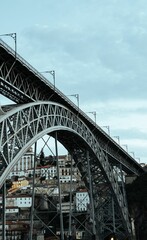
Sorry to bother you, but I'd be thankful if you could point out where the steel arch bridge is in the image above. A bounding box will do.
[0,39,144,240]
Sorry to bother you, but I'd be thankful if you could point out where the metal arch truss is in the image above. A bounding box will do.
[0,101,132,239]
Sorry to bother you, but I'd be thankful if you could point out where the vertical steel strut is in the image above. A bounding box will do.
[112,197,116,234]
[55,132,64,240]
[2,183,6,240]
[69,153,73,238]
[87,150,96,237]
[29,141,37,239]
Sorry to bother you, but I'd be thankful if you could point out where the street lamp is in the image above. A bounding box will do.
[122,144,128,152]
[68,94,79,109]
[136,157,140,163]
[40,70,55,91]
[113,136,120,144]
[0,32,17,57]
[87,111,96,123]
[102,125,110,135]
[129,151,135,158]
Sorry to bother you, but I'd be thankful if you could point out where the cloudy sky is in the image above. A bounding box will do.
[1,0,147,163]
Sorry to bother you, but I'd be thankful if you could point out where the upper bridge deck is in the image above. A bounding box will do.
[0,39,144,176]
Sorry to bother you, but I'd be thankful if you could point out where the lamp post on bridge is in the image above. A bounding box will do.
[40,70,55,91]
[68,94,79,110]
[113,136,120,144]
[129,151,135,159]
[102,125,110,135]
[0,32,17,58]
[87,111,97,123]
[122,144,128,152]
[136,157,141,163]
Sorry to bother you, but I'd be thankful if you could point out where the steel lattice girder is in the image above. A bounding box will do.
[0,39,60,103]
[0,101,132,238]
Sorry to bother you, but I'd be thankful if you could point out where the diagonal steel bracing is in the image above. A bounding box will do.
[0,101,132,238]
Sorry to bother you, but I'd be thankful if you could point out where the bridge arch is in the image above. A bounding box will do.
[0,101,131,239]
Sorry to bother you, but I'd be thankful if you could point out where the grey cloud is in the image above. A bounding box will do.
[18,0,147,103]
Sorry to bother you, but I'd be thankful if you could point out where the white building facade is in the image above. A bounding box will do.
[9,147,34,178]
[75,190,90,212]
